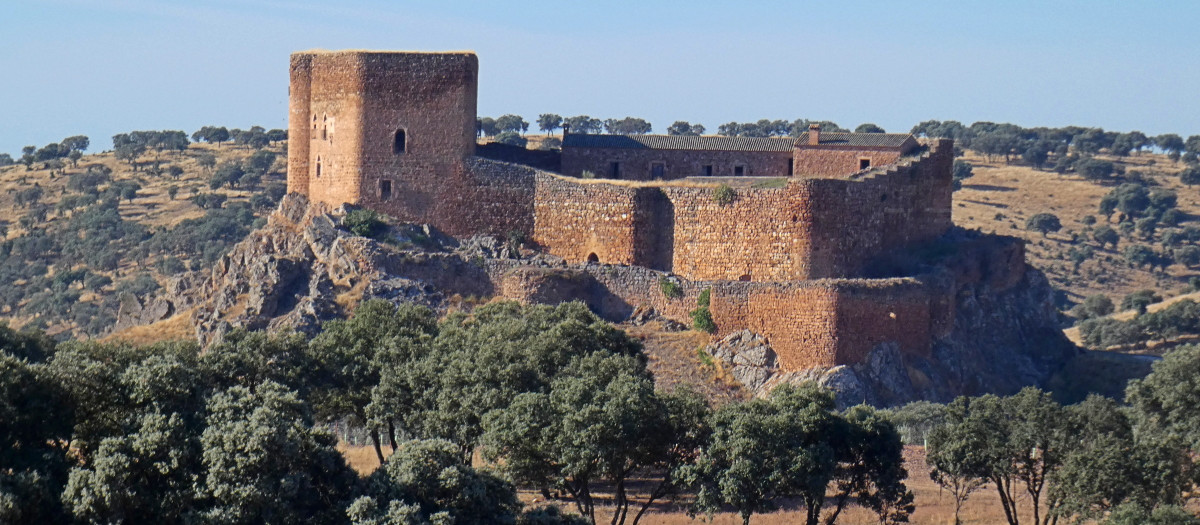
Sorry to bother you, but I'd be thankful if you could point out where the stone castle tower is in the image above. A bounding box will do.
[287,50,478,221]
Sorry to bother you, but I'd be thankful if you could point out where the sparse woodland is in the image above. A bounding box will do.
[5,119,1200,523]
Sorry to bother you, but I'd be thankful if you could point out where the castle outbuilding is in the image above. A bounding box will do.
[287,49,974,373]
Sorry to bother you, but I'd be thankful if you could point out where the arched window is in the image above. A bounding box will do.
[738,274,751,282]
[394,129,407,154]
[586,253,599,263]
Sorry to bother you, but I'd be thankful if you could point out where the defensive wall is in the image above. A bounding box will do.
[494,262,957,370]
[791,130,920,177]
[561,135,794,180]
[531,139,954,281]
[283,49,973,375]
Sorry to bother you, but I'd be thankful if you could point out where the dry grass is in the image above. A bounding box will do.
[953,151,1199,304]
[336,444,1052,524]
[624,322,746,406]
[0,141,284,336]
[102,309,196,345]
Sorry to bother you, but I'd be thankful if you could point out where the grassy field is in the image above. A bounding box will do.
[953,150,1198,305]
[339,444,1033,525]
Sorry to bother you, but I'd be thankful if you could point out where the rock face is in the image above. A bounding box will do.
[702,262,1079,407]
[122,194,1078,407]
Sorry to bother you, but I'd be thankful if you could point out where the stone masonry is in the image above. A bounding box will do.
[285,49,978,374]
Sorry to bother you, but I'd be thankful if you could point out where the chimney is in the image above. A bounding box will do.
[808,124,821,146]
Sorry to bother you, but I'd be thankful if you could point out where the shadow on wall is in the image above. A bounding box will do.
[636,188,674,272]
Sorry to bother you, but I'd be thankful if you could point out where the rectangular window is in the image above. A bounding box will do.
[859,158,871,170]
[651,162,665,179]
[734,165,745,177]
[610,162,620,178]
[787,158,794,176]
[380,180,392,201]
[703,165,713,177]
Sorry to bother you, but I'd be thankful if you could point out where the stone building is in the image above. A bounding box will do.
[287,49,977,374]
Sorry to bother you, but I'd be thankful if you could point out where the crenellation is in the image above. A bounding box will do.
[286,49,987,375]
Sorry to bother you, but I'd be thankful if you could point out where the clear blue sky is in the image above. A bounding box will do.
[3,0,1199,156]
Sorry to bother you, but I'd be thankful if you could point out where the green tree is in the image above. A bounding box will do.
[1102,503,1200,525]
[1093,225,1120,249]
[62,411,201,523]
[667,121,705,136]
[199,381,356,524]
[1123,245,1157,270]
[1153,134,1185,157]
[200,329,312,395]
[537,114,564,135]
[0,351,72,524]
[1180,167,1200,187]
[308,299,438,465]
[1121,289,1161,315]
[1073,294,1115,320]
[855,123,885,133]
[351,439,521,525]
[823,405,914,525]
[495,131,528,147]
[1077,157,1115,181]
[1052,395,1192,522]
[482,352,693,525]
[681,384,839,525]
[496,114,530,135]
[1026,213,1062,237]
[604,117,653,135]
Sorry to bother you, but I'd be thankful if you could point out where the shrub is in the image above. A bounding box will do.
[343,209,384,238]
[697,288,711,307]
[690,306,716,333]
[494,131,527,147]
[712,184,735,206]
[659,277,683,299]
[1026,213,1062,237]
[1122,289,1161,314]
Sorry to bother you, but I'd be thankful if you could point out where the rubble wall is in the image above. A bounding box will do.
[561,147,793,180]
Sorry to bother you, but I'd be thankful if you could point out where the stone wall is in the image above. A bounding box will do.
[531,139,954,281]
[561,146,793,180]
[791,147,899,178]
[493,262,951,371]
[287,50,482,234]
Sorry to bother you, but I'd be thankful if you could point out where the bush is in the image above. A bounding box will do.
[697,288,711,307]
[659,277,683,299]
[1072,294,1114,320]
[1026,213,1062,237]
[1122,289,1161,314]
[690,306,716,333]
[343,209,384,238]
[712,184,735,206]
[494,131,527,148]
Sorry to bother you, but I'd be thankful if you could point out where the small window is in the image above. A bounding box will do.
[787,158,794,176]
[315,156,322,178]
[394,129,407,154]
[610,162,621,178]
[738,274,751,282]
[859,158,871,170]
[650,162,665,179]
[321,127,327,140]
[587,253,599,263]
[380,180,392,201]
[734,165,745,177]
[703,165,713,177]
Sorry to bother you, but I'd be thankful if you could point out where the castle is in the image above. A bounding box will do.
[286,50,972,372]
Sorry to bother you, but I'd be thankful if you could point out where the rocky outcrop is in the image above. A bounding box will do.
[701,260,1079,407]
[120,195,1078,408]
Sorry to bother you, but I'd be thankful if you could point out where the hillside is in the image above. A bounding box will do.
[0,139,286,338]
[954,150,1198,307]
[2,133,1196,342]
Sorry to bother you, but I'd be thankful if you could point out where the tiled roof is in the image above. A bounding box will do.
[563,134,794,152]
[794,132,913,148]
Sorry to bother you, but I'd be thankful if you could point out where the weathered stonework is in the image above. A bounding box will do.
[278,49,1051,379]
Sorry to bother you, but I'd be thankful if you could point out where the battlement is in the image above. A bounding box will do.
[284,49,965,375]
